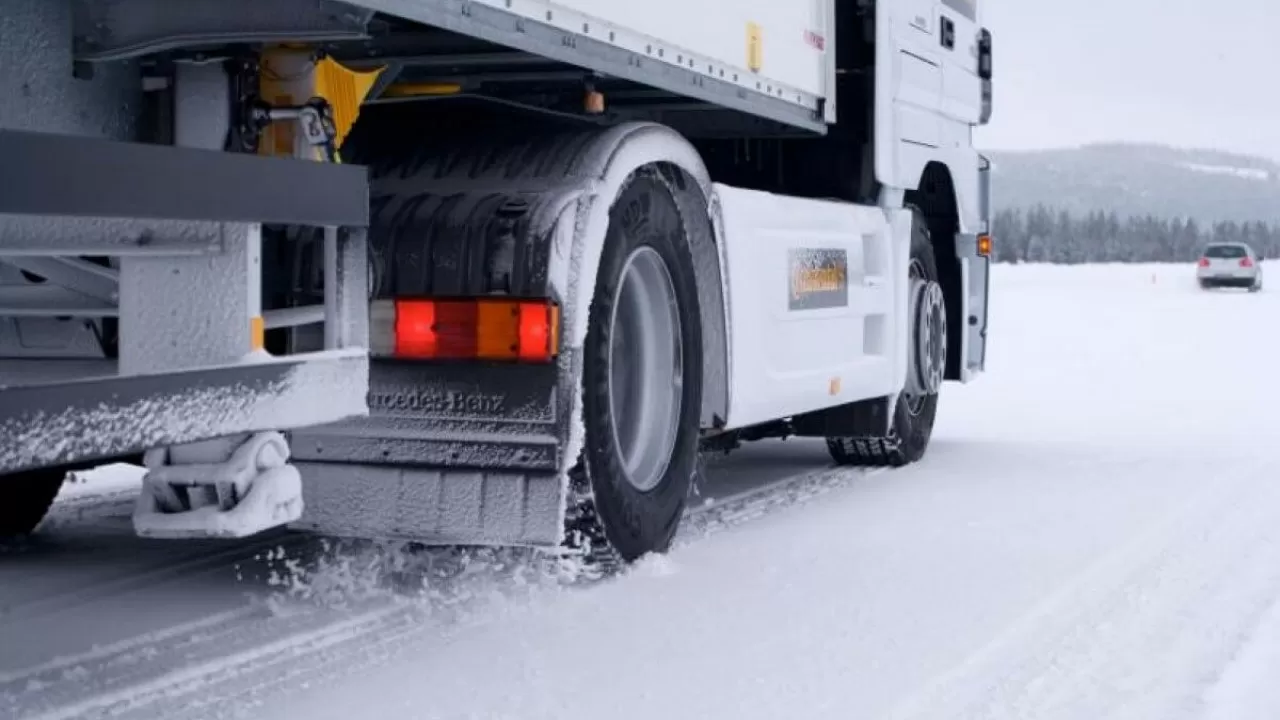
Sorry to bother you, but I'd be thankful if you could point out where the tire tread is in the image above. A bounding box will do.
[1,469,66,539]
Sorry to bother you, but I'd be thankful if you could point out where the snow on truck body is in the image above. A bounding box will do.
[0,0,994,561]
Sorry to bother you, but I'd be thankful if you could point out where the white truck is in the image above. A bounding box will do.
[0,0,993,564]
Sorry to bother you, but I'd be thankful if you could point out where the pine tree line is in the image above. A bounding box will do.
[991,205,1280,264]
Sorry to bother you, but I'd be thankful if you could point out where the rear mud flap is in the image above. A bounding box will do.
[288,359,573,547]
[290,464,563,546]
[965,253,990,377]
[955,233,989,380]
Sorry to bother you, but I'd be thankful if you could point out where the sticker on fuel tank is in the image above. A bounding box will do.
[788,248,849,310]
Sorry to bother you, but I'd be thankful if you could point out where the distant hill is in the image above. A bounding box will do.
[986,143,1280,224]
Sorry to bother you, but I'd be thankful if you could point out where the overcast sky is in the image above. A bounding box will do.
[973,0,1277,159]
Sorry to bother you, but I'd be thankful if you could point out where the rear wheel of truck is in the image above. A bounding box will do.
[828,208,945,468]
[0,467,67,540]
[568,171,704,565]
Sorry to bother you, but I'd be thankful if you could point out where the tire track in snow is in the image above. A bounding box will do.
[683,465,884,538]
[130,463,888,720]
[879,459,1280,720]
[8,602,411,720]
[1198,586,1280,720]
[4,461,880,720]
[1,531,308,623]
[0,608,255,688]
[106,584,540,720]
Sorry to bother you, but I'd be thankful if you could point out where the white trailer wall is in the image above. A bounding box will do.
[470,0,835,119]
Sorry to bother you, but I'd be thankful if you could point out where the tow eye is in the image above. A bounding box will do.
[907,278,947,397]
[132,432,303,539]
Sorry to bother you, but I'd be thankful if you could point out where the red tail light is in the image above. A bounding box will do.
[371,297,560,363]
[1240,257,1254,268]
[1198,257,1210,267]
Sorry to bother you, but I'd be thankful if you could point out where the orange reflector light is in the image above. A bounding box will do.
[977,233,993,257]
[389,298,560,362]
[249,315,265,351]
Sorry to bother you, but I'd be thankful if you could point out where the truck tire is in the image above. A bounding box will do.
[827,208,944,467]
[567,171,704,564]
[0,467,66,539]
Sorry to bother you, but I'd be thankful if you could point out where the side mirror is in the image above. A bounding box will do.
[978,28,993,125]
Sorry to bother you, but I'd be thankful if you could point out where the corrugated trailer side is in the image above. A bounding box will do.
[347,0,837,130]
[489,0,835,115]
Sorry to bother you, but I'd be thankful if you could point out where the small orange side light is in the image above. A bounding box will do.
[249,315,265,352]
[977,233,993,257]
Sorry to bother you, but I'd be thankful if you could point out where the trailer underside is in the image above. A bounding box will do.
[75,0,831,135]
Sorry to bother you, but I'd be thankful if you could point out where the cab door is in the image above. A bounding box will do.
[874,0,945,190]
[937,0,984,125]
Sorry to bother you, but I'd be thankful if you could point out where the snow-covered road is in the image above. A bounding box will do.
[4,262,1279,720]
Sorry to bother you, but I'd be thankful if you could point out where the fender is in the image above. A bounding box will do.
[901,154,986,385]
[547,123,731,466]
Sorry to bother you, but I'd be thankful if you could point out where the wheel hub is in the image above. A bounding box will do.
[606,246,684,493]
[906,277,947,399]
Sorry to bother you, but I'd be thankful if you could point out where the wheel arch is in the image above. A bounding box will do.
[558,123,730,434]
[651,160,730,431]
[904,160,964,380]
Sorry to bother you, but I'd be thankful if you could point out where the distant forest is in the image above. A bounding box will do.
[991,206,1280,264]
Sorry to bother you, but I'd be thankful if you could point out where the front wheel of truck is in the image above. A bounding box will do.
[828,207,945,468]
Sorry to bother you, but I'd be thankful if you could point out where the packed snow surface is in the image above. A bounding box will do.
[3,262,1280,720]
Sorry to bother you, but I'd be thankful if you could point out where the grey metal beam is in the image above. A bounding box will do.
[264,305,325,330]
[0,129,369,227]
[0,257,118,303]
[0,215,224,257]
[0,285,116,317]
[74,0,373,62]
[0,349,369,474]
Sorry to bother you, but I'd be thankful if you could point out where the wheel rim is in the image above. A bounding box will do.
[607,245,684,492]
[903,258,946,417]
